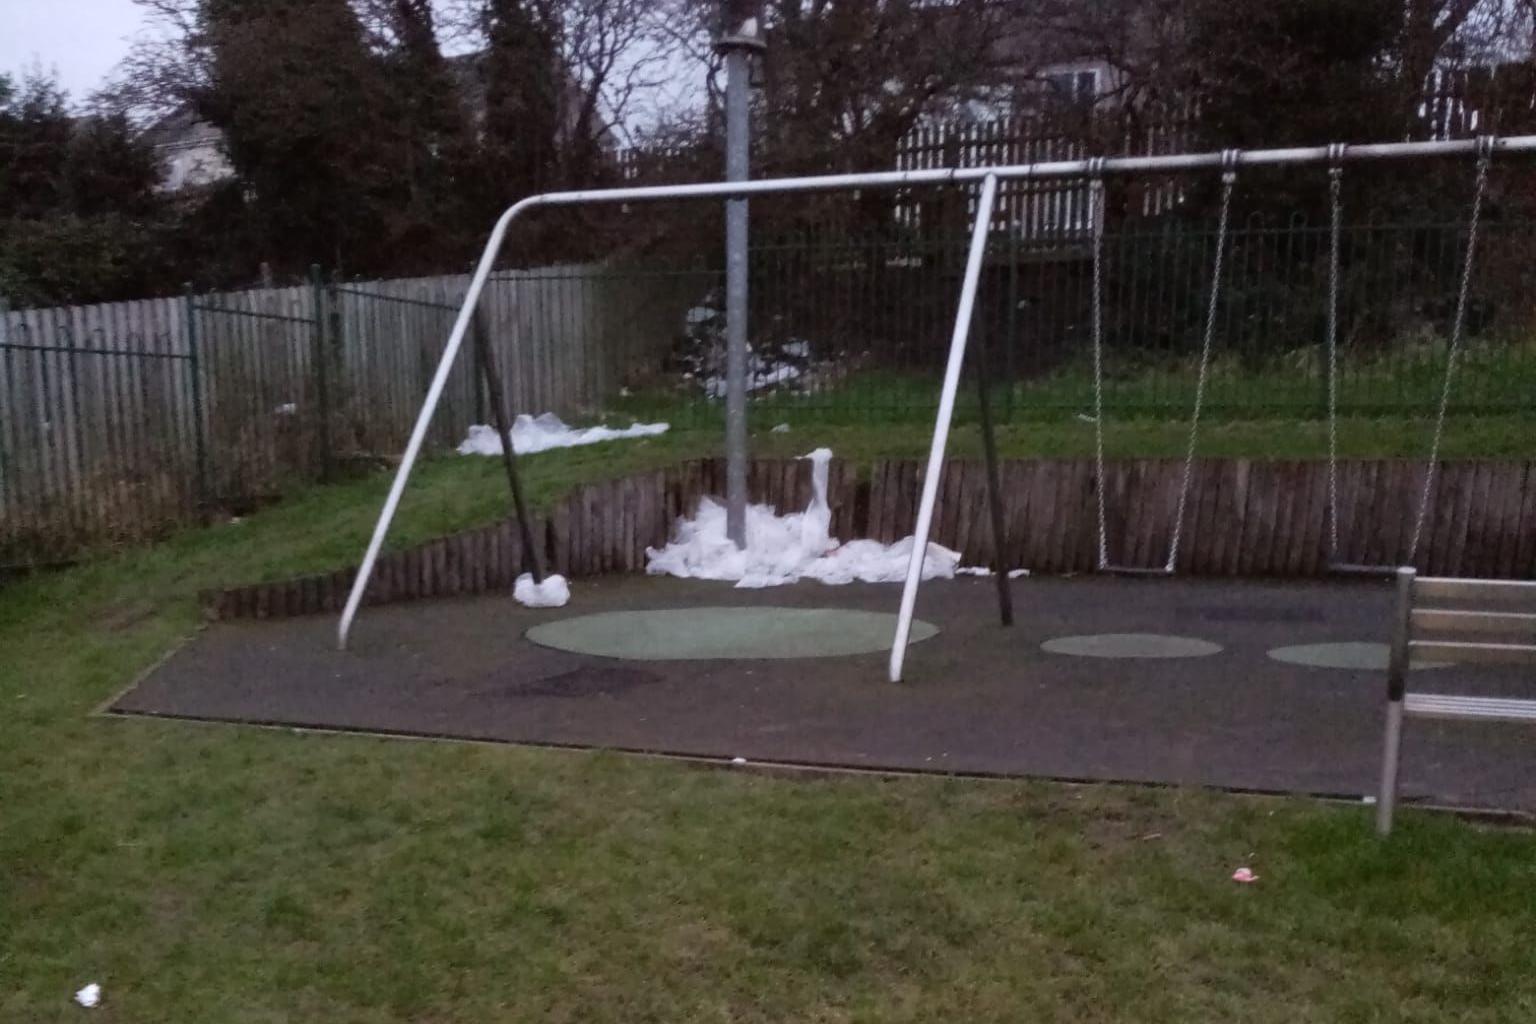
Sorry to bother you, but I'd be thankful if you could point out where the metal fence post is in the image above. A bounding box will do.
[183,283,209,511]
[0,295,10,516]
[310,264,333,482]
[1004,217,1018,421]
[327,270,344,443]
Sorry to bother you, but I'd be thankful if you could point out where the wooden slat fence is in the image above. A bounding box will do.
[0,293,199,559]
[1,263,700,562]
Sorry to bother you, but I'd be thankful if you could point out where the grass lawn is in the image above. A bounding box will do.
[614,337,1536,430]
[4,418,1536,1021]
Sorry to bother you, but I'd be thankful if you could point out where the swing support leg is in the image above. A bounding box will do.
[890,174,1000,683]
[473,309,544,582]
[974,327,1014,627]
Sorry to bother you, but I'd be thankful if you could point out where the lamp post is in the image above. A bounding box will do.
[716,1,764,548]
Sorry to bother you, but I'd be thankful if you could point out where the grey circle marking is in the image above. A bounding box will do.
[1040,633,1224,660]
[527,607,937,661]
[1267,641,1450,671]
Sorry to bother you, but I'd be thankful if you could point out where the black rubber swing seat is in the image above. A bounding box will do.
[1099,565,1175,578]
[1328,562,1401,577]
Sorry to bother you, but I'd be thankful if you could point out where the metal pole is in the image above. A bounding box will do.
[183,283,208,512]
[889,174,1000,683]
[974,325,1014,627]
[0,296,10,509]
[337,202,522,650]
[1377,566,1417,835]
[717,4,763,549]
[479,136,1536,212]
[310,265,332,483]
[473,306,544,582]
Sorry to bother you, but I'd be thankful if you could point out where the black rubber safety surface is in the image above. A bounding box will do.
[112,575,1536,812]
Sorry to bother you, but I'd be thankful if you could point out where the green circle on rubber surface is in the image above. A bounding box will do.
[1267,641,1450,671]
[527,607,937,661]
[1041,633,1223,659]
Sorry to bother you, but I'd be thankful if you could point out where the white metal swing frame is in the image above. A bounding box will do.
[334,136,1536,679]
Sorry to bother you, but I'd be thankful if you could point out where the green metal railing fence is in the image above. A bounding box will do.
[617,212,1536,427]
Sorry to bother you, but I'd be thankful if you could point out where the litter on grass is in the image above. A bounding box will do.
[458,412,668,457]
[703,362,801,399]
[74,983,101,1008]
[646,448,965,588]
[1231,867,1259,884]
[514,573,571,608]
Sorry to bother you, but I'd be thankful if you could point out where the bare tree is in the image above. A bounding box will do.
[560,0,686,180]
[96,0,212,122]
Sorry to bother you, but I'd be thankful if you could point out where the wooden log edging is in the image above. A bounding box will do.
[201,457,1536,621]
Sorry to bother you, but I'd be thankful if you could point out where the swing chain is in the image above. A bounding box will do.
[1087,157,1110,570]
[1325,144,1346,560]
[1165,152,1238,572]
[1407,135,1494,563]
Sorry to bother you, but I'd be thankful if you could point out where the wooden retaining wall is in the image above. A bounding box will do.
[203,456,1536,620]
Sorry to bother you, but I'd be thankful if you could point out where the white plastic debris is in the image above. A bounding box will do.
[955,567,1030,578]
[731,757,748,765]
[514,573,571,608]
[771,423,791,433]
[74,983,101,1008]
[1231,867,1259,884]
[274,402,298,416]
[781,340,811,358]
[703,363,801,399]
[458,413,668,457]
[646,448,963,588]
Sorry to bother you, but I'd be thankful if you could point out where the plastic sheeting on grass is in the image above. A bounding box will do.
[458,412,668,457]
[645,448,967,588]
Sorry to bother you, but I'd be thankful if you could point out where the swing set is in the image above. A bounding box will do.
[331,135,1532,681]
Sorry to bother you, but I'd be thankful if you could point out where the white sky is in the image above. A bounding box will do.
[1,0,700,125]
[2,0,151,102]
